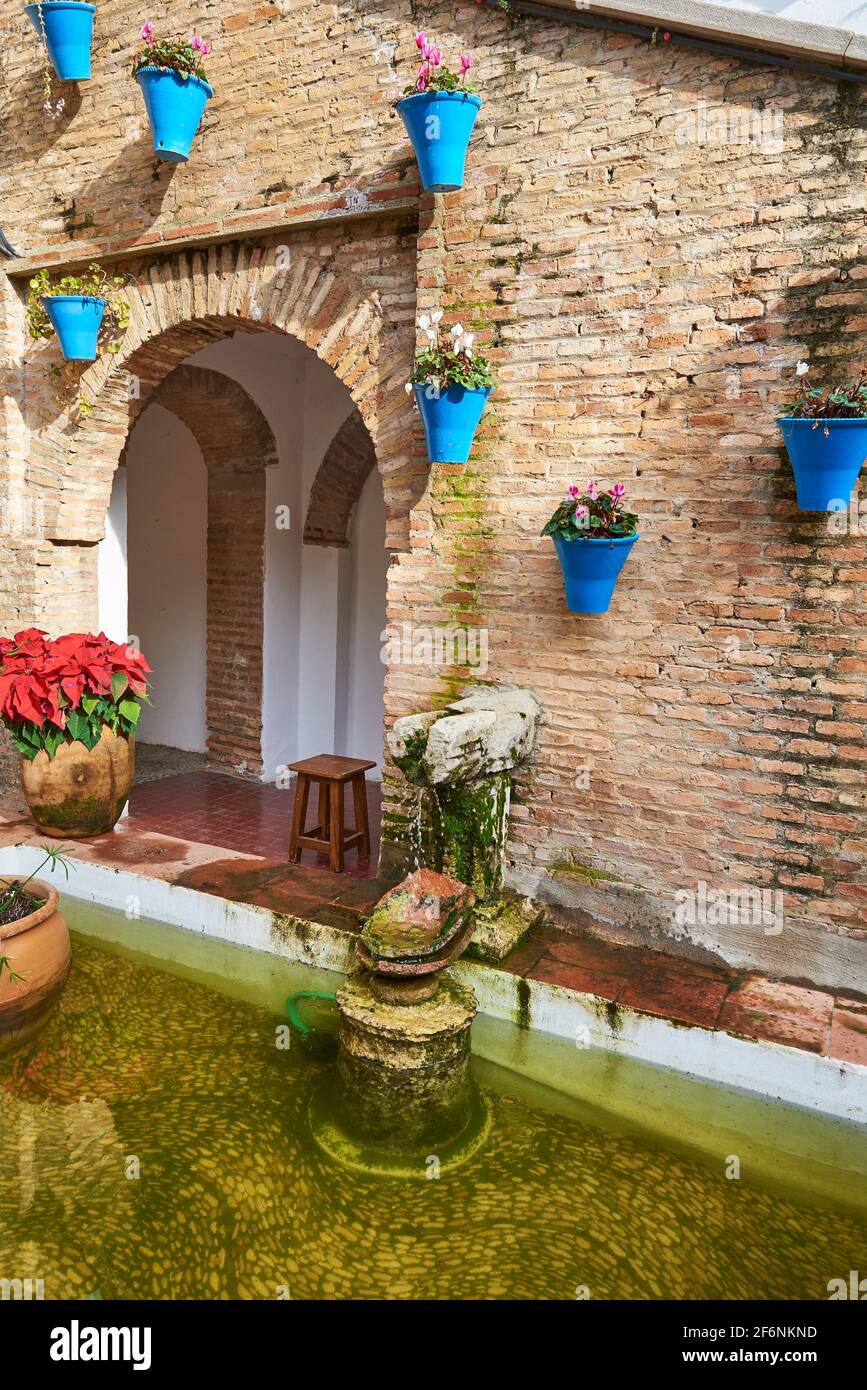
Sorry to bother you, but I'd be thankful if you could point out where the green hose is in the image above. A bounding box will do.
[285,990,337,1037]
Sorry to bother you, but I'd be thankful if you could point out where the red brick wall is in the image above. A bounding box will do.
[1,2,865,964]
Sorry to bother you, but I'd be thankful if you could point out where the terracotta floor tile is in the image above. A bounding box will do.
[828,1000,867,1066]
[618,965,730,1029]
[498,925,562,977]
[718,977,834,1054]
[544,931,645,975]
[529,955,628,1002]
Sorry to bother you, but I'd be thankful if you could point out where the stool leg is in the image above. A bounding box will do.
[329,779,344,872]
[318,780,330,843]
[288,774,310,863]
[352,773,371,857]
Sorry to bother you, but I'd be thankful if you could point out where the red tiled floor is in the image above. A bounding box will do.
[174,856,396,928]
[128,771,382,879]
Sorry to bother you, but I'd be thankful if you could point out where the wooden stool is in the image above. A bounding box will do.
[286,754,376,872]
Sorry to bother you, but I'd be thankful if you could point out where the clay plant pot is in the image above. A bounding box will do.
[0,877,71,1053]
[20,725,135,838]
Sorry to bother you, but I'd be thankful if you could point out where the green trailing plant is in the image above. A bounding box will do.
[786,360,867,421]
[406,312,494,394]
[542,481,639,541]
[0,843,74,934]
[33,1,65,120]
[26,263,130,353]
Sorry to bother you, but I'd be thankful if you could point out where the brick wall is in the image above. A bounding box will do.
[1,2,866,970]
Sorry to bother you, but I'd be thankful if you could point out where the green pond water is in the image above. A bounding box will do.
[0,900,865,1301]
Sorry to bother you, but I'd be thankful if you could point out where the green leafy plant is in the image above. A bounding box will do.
[0,843,74,935]
[400,34,475,97]
[26,263,130,355]
[786,360,867,421]
[132,24,210,81]
[406,311,494,394]
[542,482,639,542]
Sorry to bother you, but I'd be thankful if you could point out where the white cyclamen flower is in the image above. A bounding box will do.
[431,309,443,324]
[463,332,475,351]
[405,382,414,394]
[450,322,464,338]
[796,360,809,376]
[418,313,430,330]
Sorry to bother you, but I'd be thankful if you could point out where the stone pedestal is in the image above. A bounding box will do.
[334,972,476,1152]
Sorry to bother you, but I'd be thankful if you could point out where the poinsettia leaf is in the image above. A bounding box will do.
[119,699,141,727]
[111,670,129,701]
[66,710,90,743]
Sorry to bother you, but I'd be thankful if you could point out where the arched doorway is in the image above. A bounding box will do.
[28,225,422,871]
[98,331,388,791]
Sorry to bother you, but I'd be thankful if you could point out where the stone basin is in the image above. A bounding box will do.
[358,867,476,1003]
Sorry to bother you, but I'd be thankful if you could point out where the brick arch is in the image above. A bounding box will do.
[124,364,277,776]
[38,234,418,557]
[303,408,377,547]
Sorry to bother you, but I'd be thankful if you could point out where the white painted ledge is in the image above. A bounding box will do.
[537,0,867,69]
[5,844,865,1126]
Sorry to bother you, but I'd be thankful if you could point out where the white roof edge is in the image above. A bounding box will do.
[536,0,867,71]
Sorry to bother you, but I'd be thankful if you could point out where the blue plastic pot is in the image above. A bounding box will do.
[778,416,867,512]
[413,383,491,464]
[42,295,106,360]
[552,534,640,615]
[25,2,95,81]
[395,90,482,192]
[135,67,213,163]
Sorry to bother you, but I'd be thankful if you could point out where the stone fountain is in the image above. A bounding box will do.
[313,869,490,1176]
[383,684,544,960]
[312,686,543,1176]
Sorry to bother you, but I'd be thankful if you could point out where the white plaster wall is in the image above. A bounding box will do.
[342,469,388,770]
[111,330,388,780]
[97,465,128,644]
[125,406,208,751]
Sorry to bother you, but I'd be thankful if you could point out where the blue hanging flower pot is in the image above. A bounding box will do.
[135,67,213,163]
[42,295,106,361]
[778,417,867,512]
[25,2,96,81]
[413,383,491,464]
[395,90,482,192]
[552,534,640,615]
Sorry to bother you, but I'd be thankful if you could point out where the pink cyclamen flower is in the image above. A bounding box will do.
[586,479,597,497]
[415,31,427,51]
[416,65,429,91]
[191,36,210,54]
[140,21,155,45]
[574,505,589,520]
[568,485,580,499]
[459,53,472,74]
[610,483,625,500]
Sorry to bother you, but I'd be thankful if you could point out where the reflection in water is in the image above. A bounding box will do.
[0,936,864,1300]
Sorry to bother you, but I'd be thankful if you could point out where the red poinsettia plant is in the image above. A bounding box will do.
[0,630,151,761]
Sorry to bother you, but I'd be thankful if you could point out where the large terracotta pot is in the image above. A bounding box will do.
[20,726,135,838]
[0,878,71,1053]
